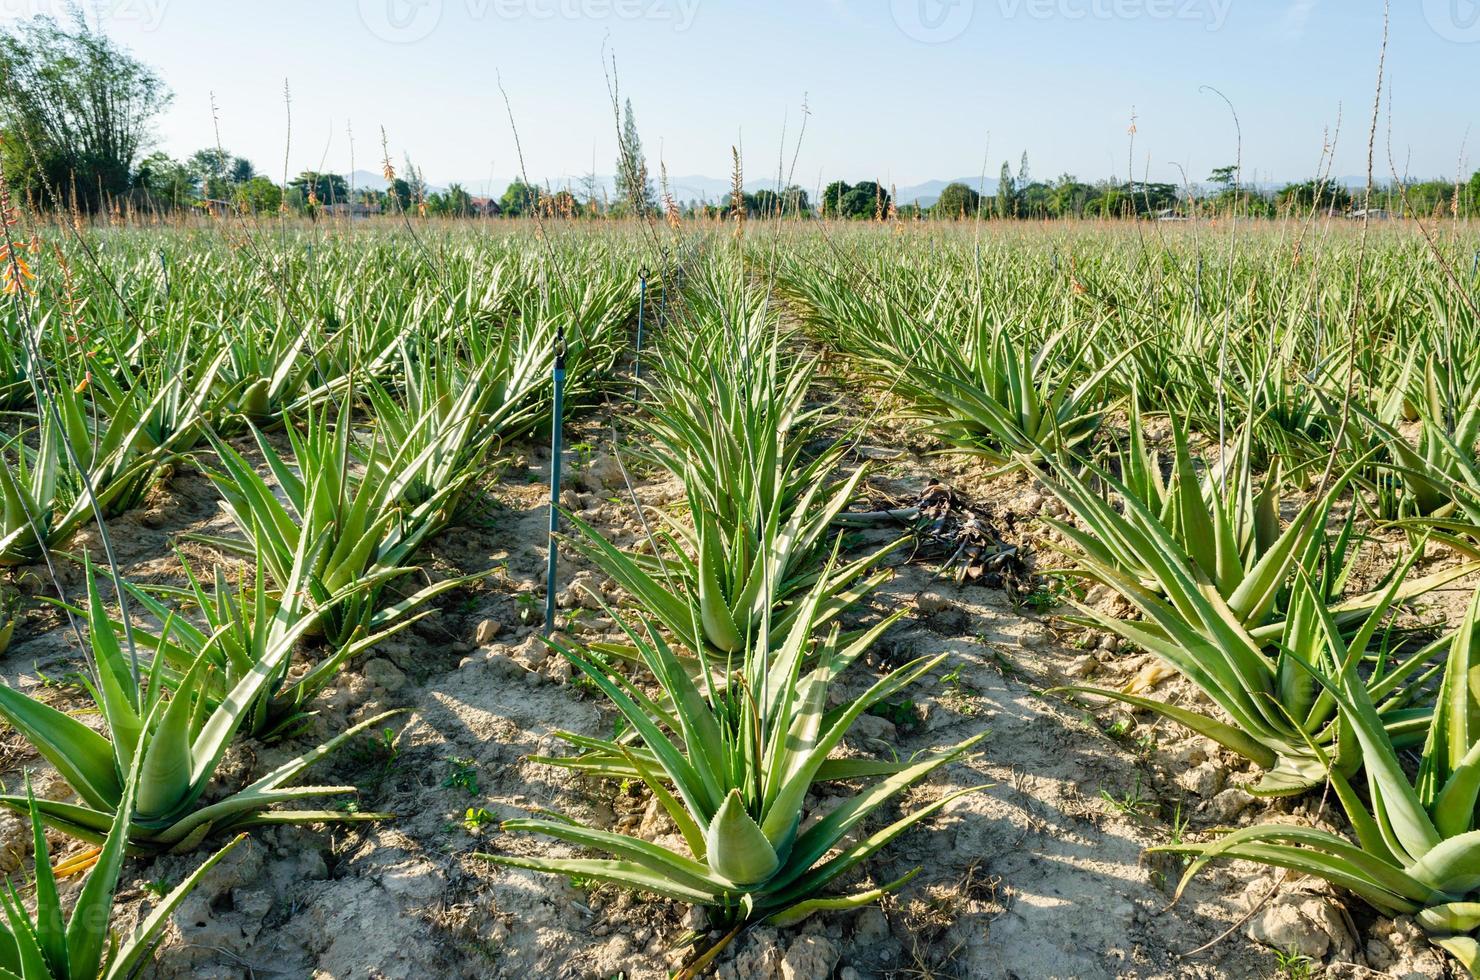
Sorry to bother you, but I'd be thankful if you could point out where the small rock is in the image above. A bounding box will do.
[853,906,889,944]
[851,714,898,744]
[582,453,625,490]
[1205,787,1256,823]
[1176,761,1226,798]
[1042,497,1068,518]
[718,927,784,980]
[1163,740,1210,768]
[560,573,607,611]
[0,814,29,874]
[914,592,954,617]
[1365,938,1396,971]
[1247,892,1354,961]
[475,619,502,645]
[484,653,522,681]
[362,658,406,693]
[1067,654,1099,678]
[512,636,552,669]
[780,934,839,980]
[546,658,573,685]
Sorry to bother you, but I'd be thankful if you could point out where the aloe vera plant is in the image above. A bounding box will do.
[1047,477,1452,795]
[89,333,228,458]
[1158,584,1480,975]
[49,383,163,518]
[0,589,15,656]
[570,289,893,657]
[0,416,87,566]
[1086,406,1372,636]
[199,400,466,646]
[1042,414,1472,641]
[904,319,1134,466]
[481,568,984,939]
[0,559,396,851]
[0,772,244,980]
[94,550,425,739]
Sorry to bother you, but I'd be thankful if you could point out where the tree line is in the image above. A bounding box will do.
[2,13,1478,222]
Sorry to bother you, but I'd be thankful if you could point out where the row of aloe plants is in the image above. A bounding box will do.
[0,226,643,975]
[777,226,1480,973]
[479,258,986,972]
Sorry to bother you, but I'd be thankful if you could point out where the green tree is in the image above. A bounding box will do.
[1276,180,1352,215]
[1047,174,1093,218]
[443,182,472,217]
[820,180,851,219]
[288,171,349,211]
[996,162,1017,218]
[933,182,981,220]
[386,178,413,211]
[230,156,255,183]
[134,152,196,208]
[0,12,172,210]
[500,180,540,216]
[840,181,888,219]
[1208,165,1239,191]
[234,175,281,214]
[189,147,255,200]
[614,99,655,216]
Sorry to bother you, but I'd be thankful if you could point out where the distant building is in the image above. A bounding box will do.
[469,197,503,217]
[1348,208,1391,220]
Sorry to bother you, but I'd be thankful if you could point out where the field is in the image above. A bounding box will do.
[1,213,1479,979]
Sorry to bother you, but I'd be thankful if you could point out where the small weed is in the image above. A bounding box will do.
[515,592,541,625]
[568,441,595,471]
[1098,775,1156,817]
[1018,573,1083,613]
[443,757,481,797]
[463,806,498,834]
[1273,947,1315,979]
[868,698,918,729]
[1168,801,1190,846]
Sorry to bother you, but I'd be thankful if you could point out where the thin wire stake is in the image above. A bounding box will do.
[634,267,648,385]
[544,326,567,637]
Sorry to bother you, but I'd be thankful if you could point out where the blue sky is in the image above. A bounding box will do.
[9,0,1478,193]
